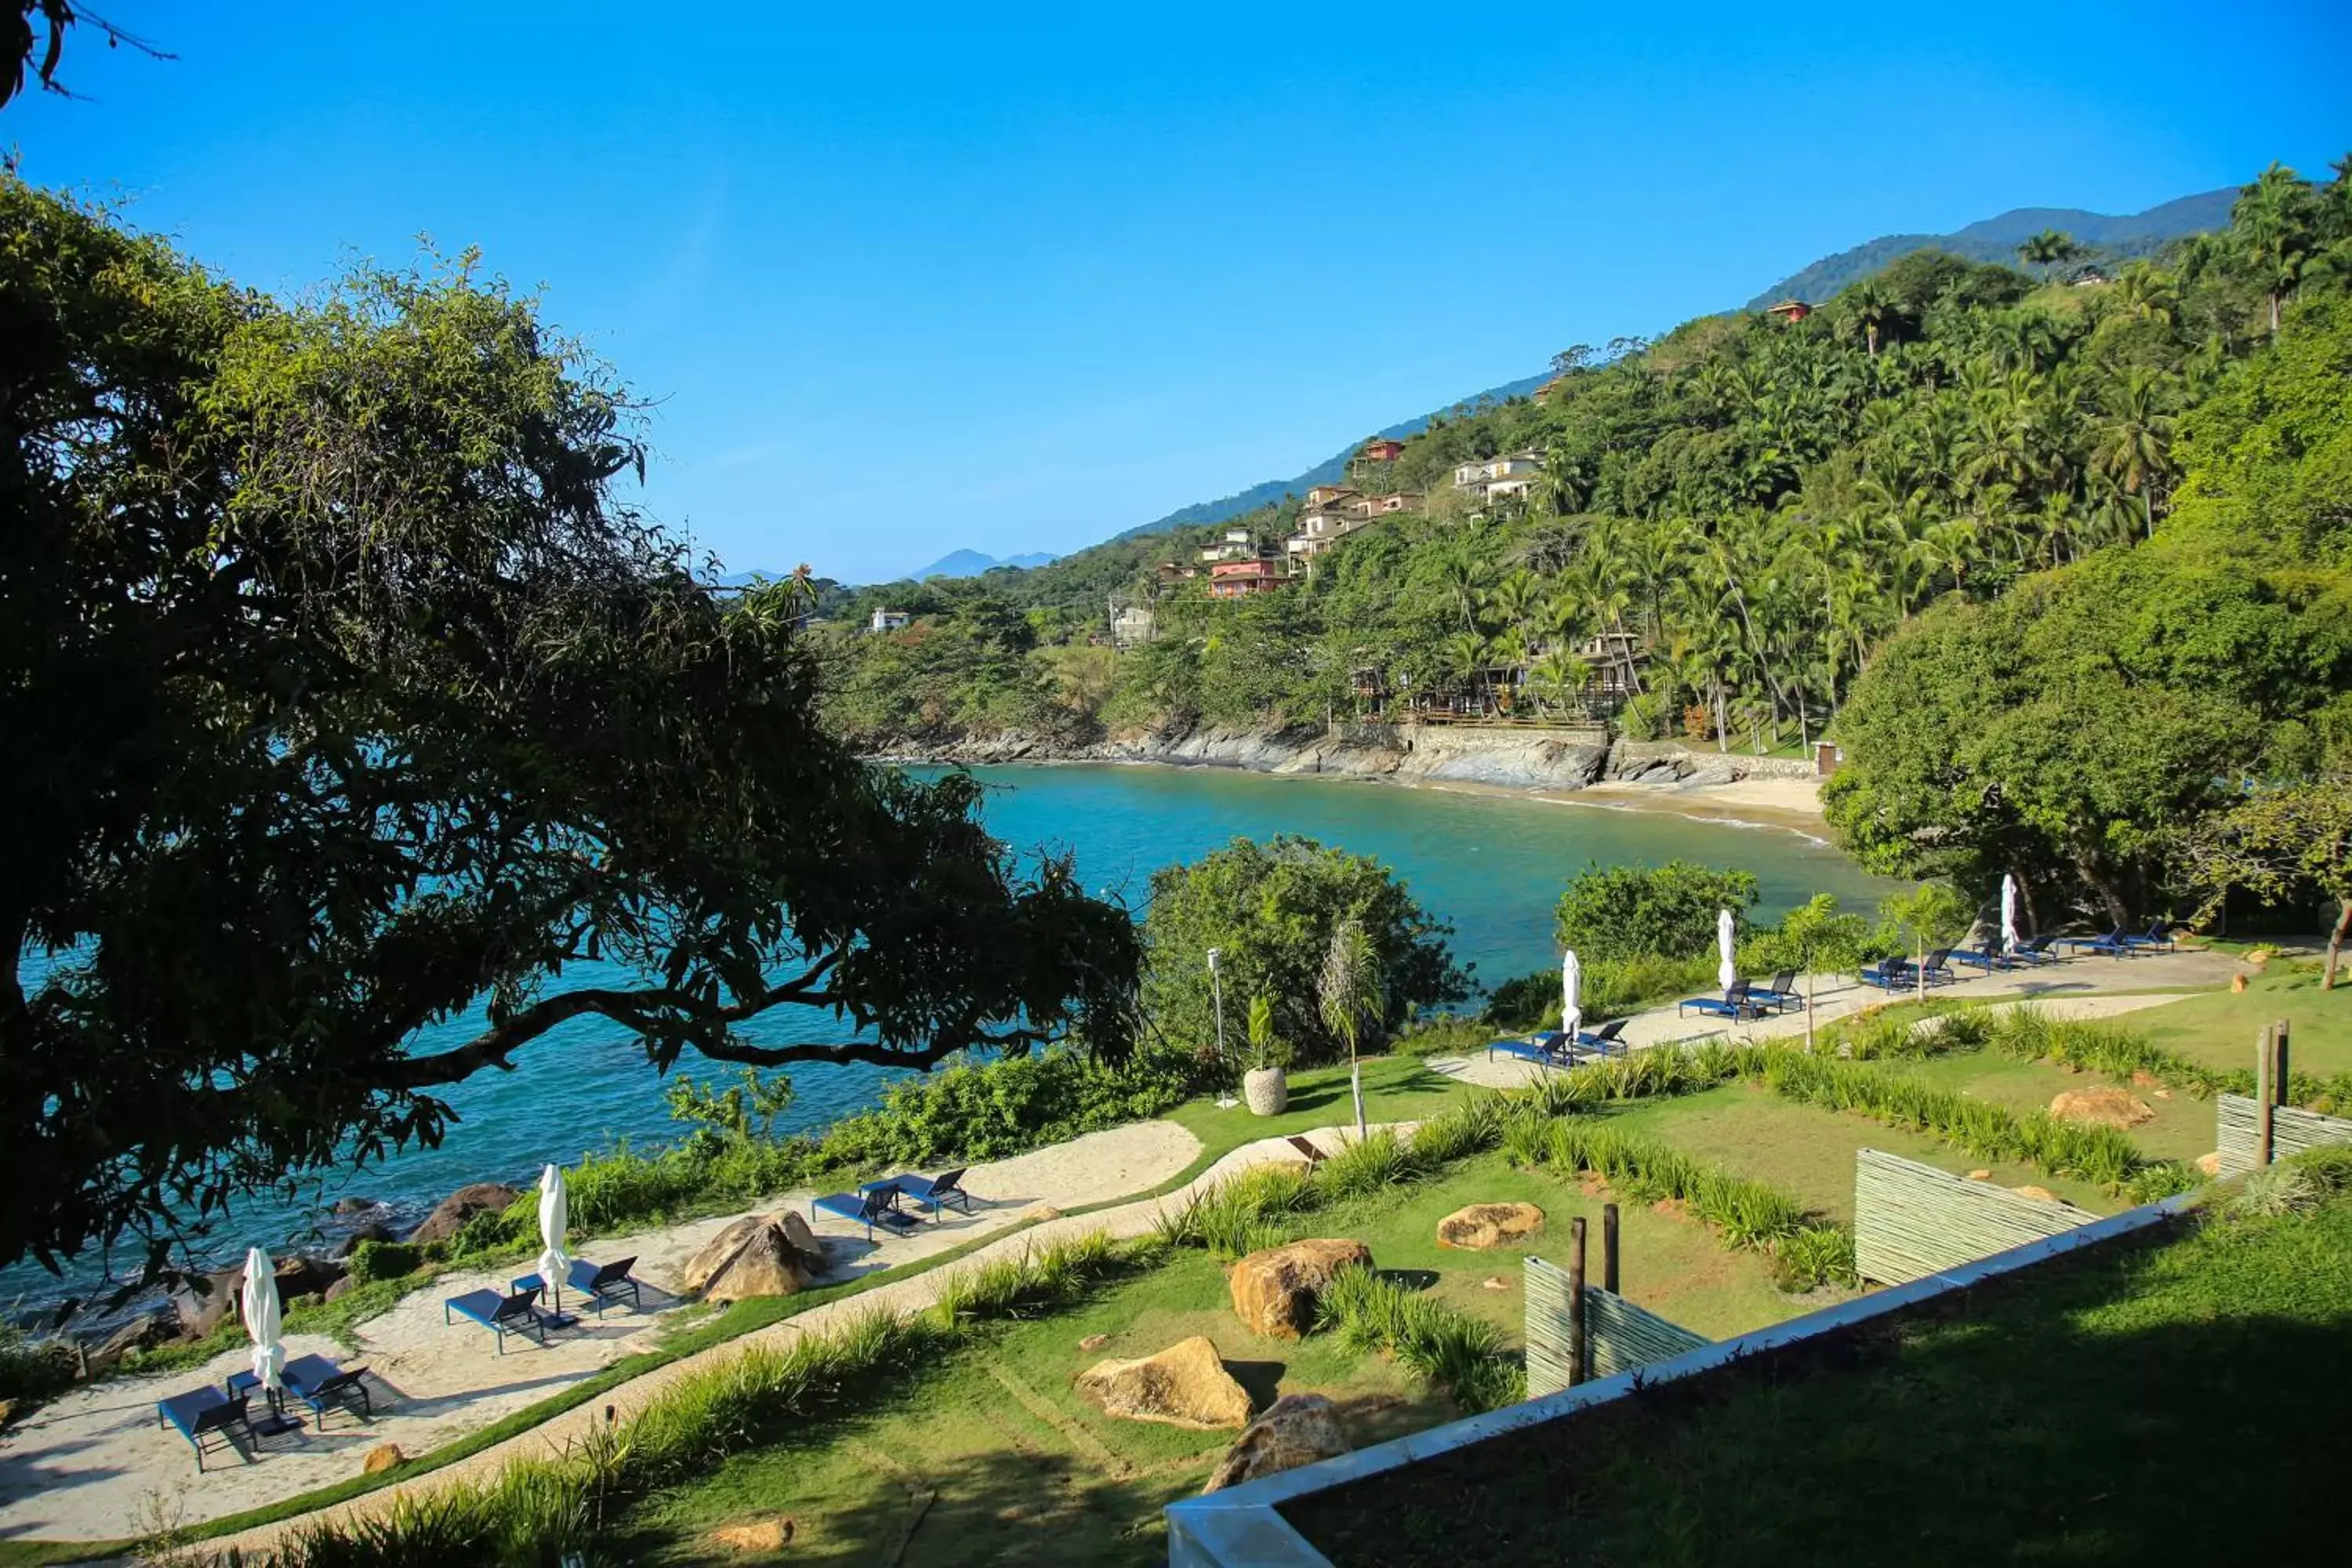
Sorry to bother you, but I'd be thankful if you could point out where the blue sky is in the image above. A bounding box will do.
[13,3,2349,583]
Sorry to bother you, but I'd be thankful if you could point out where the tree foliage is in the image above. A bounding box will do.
[1553,861,1760,964]
[1140,837,1467,1067]
[0,180,1142,1276]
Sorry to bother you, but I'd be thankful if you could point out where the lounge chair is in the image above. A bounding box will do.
[281,1353,372,1431]
[444,1284,549,1353]
[158,1386,252,1471]
[1952,944,2020,974]
[890,1168,974,1218]
[1486,1032,1566,1070]
[812,1188,924,1243]
[1572,1018,1628,1058]
[1859,957,1917,991]
[1678,980,1762,1021]
[1747,971,1802,1011]
[2012,934,2064,964]
[1284,1135,1327,1169]
[2119,920,2176,951]
[1917,948,1959,986]
[563,1256,644,1318]
[2056,928,2136,957]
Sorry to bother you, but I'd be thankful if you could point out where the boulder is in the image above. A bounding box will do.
[1435,1203,1545,1250]
[170,1266,245,1340]
[86,1310,179,1376]
[1078,1333,1110,1352]
[0,1399,13,1429]
[1203,1393,1351,1492]
[1229,1238,1373,1339]
[274,1254,347,1305]
[323,1273,361,1303]
[1965,1170,1992,1181]
[330,1196,379,1216]
[712,1516,794,1552]
[407,1182,521,1244]
[683,1214,826,1301]
[1077,1336,1251,1431]
[336,1221,397,1258]
[2197,1152,2223,1178]
[2011,1185,2062,1204]
[2049,1085,2154,1130]
[361,1443,405,1475]
[1480,1276,1510,1291]
[1679,765,1737,788]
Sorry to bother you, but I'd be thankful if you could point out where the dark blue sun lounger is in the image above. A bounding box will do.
[2057,928,2137,956]
[1573,1018,1628,1058]
[444,1284,547,1353]
[564,1255,644,1317]
[813,1188,924,1242]
[888,1168,973,1218]
[281,1352,373,1430]
[2119,920,2176,951]
[1678,980,1762,1021]
[1746,971,1802,1012]
[158,1386,252,1471]
[1859,957,1918,990]
[1486,1032,1566,1069]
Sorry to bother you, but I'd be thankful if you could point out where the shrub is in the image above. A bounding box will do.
[347,1240,426,1285]
[0,1327,80,1403]
[1554,860,1759,964]
[1312,1264,1521,1413]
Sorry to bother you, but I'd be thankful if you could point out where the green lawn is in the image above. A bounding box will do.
[1894,1047,2218,1166]
[1163,1054,1468,1174]
[612,1150,1811,1566]
[1286,1159,2352,1566]
[2125,962,2352,1079]
[1602,1080,2118,1218]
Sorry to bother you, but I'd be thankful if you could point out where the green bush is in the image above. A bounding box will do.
[347,1240,426,1285]
[1984,1004,2352,1115]
[1312,1264,1522,1413]
[0,1326,80,1403]
[1554,860,1759,964]
[822,1043,1198,1168]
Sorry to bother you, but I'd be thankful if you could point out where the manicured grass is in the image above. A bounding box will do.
[1895,1047,2217,1166]
[1286,1161,2352,1566]
[1164,1055,1466,1174]
[613,1149,1811,1565]
[1602,1080,2117,1217]
[2129,962,2352,1079]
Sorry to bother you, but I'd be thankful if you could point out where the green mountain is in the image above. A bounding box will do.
[1745,188,2235,307]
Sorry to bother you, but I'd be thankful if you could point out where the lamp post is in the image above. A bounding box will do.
[1207,947,1226,1060]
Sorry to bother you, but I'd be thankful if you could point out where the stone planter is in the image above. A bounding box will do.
[1243,1067,1289,1117]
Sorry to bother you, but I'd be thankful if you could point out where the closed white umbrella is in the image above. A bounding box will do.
[1718,909,1738,992]
[241,1247,284,1394]
[536,1163,572,1319]
[1560,949,1582,1041]
[2001,874,2020,956]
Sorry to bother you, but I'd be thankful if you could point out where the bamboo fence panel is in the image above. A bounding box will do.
[1525,1257,1711,1398]
[1853,1148,2093,1286]
[2215,1094,2352,1177]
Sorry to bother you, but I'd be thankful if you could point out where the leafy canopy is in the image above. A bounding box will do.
[0,180,1142,1277]
[1553,860,1760,964]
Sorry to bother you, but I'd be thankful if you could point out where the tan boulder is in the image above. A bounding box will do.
[2011,1185,2062,1204]
[1481,1276,1510,1291]
[1229,1238,1372,1339]
[2049,1085,2154,1129]
[1077,1335,1251,1430]
[0,1399,14,1430]
[2197,1152,2223,1178]
[1203,1393,1351,1493]
[361,1443,405,1475]
[274,1254,347,1305]
[407,1182,521,1244]
[1078,1333,1110,1352]
[1965,1170,1992,1181]
[170,1266,245,1340]
[1436,1203,1545,1250]
[684,1214,826,1302]
[2231,974,2249,993]
[712,1516,793,1552]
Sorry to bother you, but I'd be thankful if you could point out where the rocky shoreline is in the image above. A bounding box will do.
[873,721,1820,794]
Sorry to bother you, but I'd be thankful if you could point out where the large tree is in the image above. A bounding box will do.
[0,180,1142,1276]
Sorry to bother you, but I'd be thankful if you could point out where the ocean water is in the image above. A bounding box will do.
[5,764,1890,1315]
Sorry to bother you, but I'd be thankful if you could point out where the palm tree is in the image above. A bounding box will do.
[2233,162,2320,335]
[1318,918,1385,1136]
[2089,367,2177,540]
[1845,276,1893,358]
[1529,648,1592,718]
[2016,227,2086,280]
[1443,630,1490,716]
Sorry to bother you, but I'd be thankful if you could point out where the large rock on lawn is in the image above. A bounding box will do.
[361,1443,405,1475]
[1436,1203,1545,1250]
[170,1266,246,1339]
[682,1214,826,1301]
[86,1310,180,1376]
[1229,1239,1372,1339]
[407,1182,521,1244]
[1203,1393,1351,1492]
[2048,1085,2154,1130]
[1077,1336,1251,1430]
[274,1254,347,1305]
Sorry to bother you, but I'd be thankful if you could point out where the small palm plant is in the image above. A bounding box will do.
[1319,919,1385,1136]
[1242,993,1288,1116]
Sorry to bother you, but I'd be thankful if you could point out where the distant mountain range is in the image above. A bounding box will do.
[1744,188,2235,307]
[908,548,1061,580]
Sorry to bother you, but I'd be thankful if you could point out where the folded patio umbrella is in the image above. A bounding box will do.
[241,1247,284,1392]
[537,1163,572,1297]
[2002,873,2020,955]
[1560,948,1582,1040]
[1717,909,1737,992]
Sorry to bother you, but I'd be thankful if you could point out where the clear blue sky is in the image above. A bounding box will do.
[13,2,2349,583]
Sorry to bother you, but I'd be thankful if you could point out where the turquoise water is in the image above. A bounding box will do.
[5,764,1889,1310]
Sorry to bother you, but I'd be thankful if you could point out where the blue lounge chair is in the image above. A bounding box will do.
[812,1188,924,1243]
[564,1256,644,1318]
[2057,928,2136,957]
[1573,1018,1628,1058]
[444,1284,548,1353]
[1917,948,1959,986]
[2119,920,2176,951]
[1679,979,1762,1021]
[158,1386,252,1471]
[1747,971,1802,1012]
[888,1168,974,1218]
[1859,957,1918,991]
[2012,934,2064,964]
[281,1353,372,1431]
[1953,943,2026,974]
[1486,1032,1566,1070]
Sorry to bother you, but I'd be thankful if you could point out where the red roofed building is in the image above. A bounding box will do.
[1207,559,1285,598]
[1763,299,1813,323]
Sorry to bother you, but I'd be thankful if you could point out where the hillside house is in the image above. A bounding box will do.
[1156,560,1200,586]
[1283,492,1422,573]
[1450,450,1545,502]
[1303,485,1360,509]
[1578,630,1649,695]
[868,608,912,633]
[1763,299,1813,323]
[1112,604,1157,648]
[1197,525,1259,564]
[1207,559,1284,598]
[1356,437,1406,464]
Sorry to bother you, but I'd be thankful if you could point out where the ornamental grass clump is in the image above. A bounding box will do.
[1311,1263,1522,1413]
[1408,1092,1509,1166]
[1314,1129,1421,1200]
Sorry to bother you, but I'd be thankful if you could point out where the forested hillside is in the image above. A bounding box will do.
[817,161,2352,928]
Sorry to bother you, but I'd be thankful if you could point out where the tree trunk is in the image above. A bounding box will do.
[1713,683,1728,753]
[2327,898,2350,991]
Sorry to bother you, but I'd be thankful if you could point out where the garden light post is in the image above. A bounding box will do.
[1207,947,1225,1060]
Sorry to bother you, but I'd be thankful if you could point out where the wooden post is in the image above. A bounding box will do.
[1602,1203,1621,1294]
[2274,1019,2292,1106]
[1566,1217,1588,1387]
[2255,1024,2276,1167]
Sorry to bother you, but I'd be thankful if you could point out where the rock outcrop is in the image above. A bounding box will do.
[1229,1238,1373,1339]
[1435,1202,1546,1250]
[711,1516,794,1552]
[1076,1336,1251,1430]
[2048,1085,2154,1129]
[408,1182,521,1244]
[170,1266,246,1339]
[1203,1393,1352,1492]
[681,1213,826,1301]
[361,1443,405,1474]
[274,1254,347,1305]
